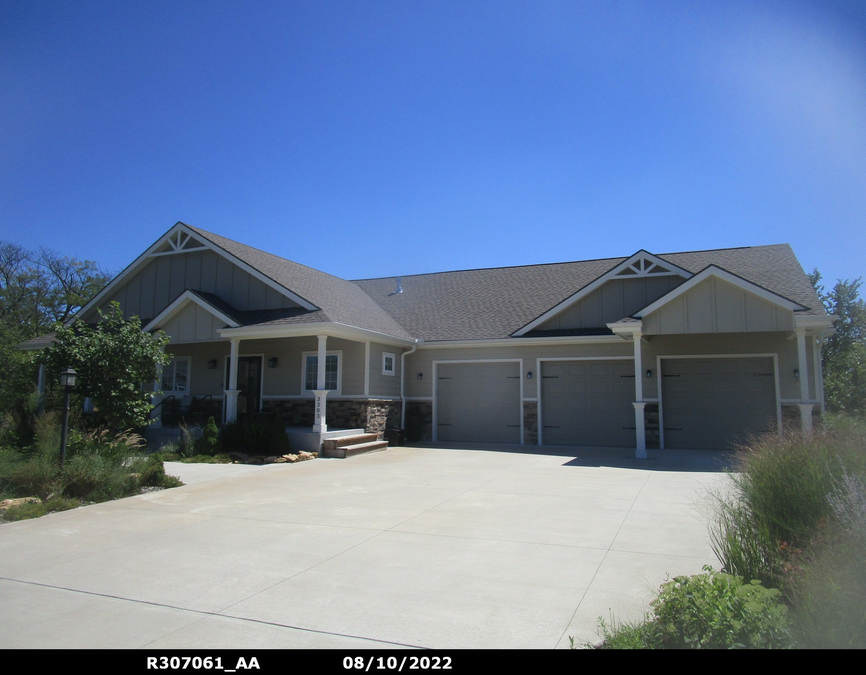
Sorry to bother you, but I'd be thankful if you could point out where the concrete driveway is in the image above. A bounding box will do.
[0,444,731,649]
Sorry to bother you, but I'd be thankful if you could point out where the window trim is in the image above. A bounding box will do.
[162,357,191,394]
[382,352,396,376]
[301,351,342,394]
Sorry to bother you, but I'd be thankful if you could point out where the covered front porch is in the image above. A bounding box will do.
[150,323,412,451]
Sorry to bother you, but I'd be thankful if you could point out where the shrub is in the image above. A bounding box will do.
[592,567,792,649]
[219,416,289,455]
[194,416,220,456]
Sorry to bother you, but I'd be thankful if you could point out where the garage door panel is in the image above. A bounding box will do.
[437,363,521,444]
[541,360,635,447]
[662,358,777,450]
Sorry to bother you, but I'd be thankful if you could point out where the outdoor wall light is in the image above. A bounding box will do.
[417,373,423,380]
[268,357,278,368]
[794,369,800,379]
[646,369,652,378]
[527,371,533,380]
[207,359,217,369]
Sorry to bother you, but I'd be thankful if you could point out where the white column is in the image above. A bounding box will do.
[632,332,647,459]
[816,334,826,416]
[364,340,370,397]
[795,328,813,434]
[225,338,241,423]
[313,335,328,433]
[36,363,46,415]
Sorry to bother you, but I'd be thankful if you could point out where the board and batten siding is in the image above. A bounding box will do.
[160,301,225,343]
[537,276,685,331]
[85,250,300,323]
[642,277,794,335]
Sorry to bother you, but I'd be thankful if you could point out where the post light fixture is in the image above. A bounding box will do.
[58,367,77,467]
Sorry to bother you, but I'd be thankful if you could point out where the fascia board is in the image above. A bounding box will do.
[794,314,836,329]
[633,265,807,318]
[143,290,241,332]
[416,334,625,349]
[67,222,184,326]
[606,321,643,336]
[512,250,693,336]
[218,322,415,346]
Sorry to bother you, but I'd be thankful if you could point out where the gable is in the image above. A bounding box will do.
[641,275,796,335]
[535,275,686,332]
[156,296,232,343]
[514,250,692,336]
[81,248,302,325]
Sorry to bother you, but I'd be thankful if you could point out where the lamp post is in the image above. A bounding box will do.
[58,367,77,467]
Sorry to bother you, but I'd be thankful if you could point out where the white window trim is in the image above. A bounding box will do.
[382,352,396,376]
[302,350,343,395]
[162,357,191,394]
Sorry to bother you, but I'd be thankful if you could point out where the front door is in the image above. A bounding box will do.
[225,356,263,419]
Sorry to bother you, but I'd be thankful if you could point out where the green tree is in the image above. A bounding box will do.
[809,270,866,414]
[0,242,112,415]
[45,302,171,430]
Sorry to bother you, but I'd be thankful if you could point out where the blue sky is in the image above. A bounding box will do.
[2,0,865,292]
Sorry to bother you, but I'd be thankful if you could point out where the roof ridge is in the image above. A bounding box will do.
[183,223,354,285]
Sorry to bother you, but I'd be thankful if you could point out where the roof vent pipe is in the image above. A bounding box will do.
[389,277,403,296]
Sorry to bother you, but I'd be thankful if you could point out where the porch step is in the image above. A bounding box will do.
[321,434,388,459]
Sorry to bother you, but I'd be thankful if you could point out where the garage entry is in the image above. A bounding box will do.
[540,360,635,447]
[661,357,778,450]
[436,362,522,444]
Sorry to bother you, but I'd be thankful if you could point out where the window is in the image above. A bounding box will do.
[303,353,340,392]
[162,357,190,393]
[382,352,395,376]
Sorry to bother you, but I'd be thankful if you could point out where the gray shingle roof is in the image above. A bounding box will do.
[184,225,414,340]
[179,226,825,342]
[353,244,826,341]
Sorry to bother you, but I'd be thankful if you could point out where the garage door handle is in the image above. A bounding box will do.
[438,423,452,426]
[507,376,520,379]
[663,374,680,377]
[507,425,520,427]
[753,373,773,377]
[438,377,452,380]
[543,425,559,429]
[665,427,682,431]
[543,376,558,379]
[620,375,635,378]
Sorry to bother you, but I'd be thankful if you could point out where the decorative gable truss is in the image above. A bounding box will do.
[73,222,317,328]
[513,250,692,336]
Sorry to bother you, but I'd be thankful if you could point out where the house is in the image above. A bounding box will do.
[52,222,835,456]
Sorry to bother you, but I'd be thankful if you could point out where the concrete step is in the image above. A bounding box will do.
[321,437,388,459]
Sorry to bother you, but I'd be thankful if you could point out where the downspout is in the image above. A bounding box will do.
[401,339,420,429]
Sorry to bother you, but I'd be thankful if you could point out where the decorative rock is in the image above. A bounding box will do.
[0,497,41,511]
[228,452,249,463]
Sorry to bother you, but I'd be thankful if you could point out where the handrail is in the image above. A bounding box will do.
[149,394,176,419]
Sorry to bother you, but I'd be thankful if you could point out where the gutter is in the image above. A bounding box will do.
[401,338,421,429]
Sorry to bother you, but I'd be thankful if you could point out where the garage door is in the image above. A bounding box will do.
[661,357,777,450]
[436,362,521,443]
[540,360,635,447]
